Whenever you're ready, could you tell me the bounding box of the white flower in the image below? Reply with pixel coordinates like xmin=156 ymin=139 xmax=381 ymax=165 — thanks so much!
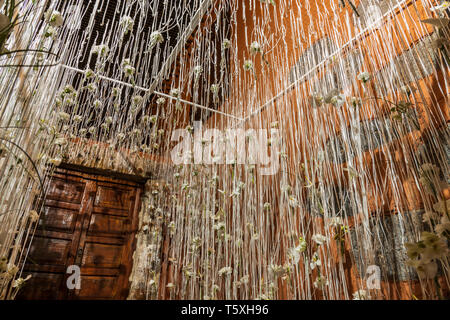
xmin=91 ymin=44 xmax=109 ymax=57
xmin=122 ymin=57 xmax=132 ymax=68
xmin=210 ymin=84 xmax=219 ymax=95
xmin=111 ymin=87 xmax=120 ymax=97
xmin=431 ymin=1 xmax=450 ymax=12
xmin=61 ymin=85 xmax=77 ymax=97
xmin=166 ymin=282 xmax=175 ymax=289
xmin=54 ymin=137 xmax=67 ymax=146
xmin=121 ymin=59 xmax=135 ymax=77
xmin=213 ymin=222 xmax=226 ymax=231
xmin=105 ymin=116 xmax=113 ymax=124
xmin=263 ymin=202 xmax=271 ymax=210
xmin=297 ymin=237 xmax=307 ymax=252
xmin=312 ymin=234 xmax=327 ymax=245
xmin=288 ymin=195 xmax=298 ymax=208
xmin=313 ymin=275 xmax=328 ymax=289
xmin=250 ymin=41 xmax=261 ymax=54
xmin=269 ymin=264 xmax=286 ymax=277
xmin=310 ymin=252 xmax=322 ymax=270
xmin=12 ymin=275 xmax=32 ymax=288
xmin=120 ymin=16 xmax=134 ymax=34
xmin=88 ymin=126 xmax=96 ymax=134
xmin=330 ymin=94 xmax=345 ymax=107
xmin=44 ymin=26 xmax=58 ymax=39
xmin=230 ymin=182 xmax=245 ymax=197
xmin=311 ymin=94 xmax=324 ymax=106
xmin=170 ymin=88 xmax=180 ymax=98
xmin=400 ymin=85 xmax=412 ymax=95
xmin=86 ymin=83 xmax=97 ymax=92
xmin=240 ymin=275 xmax=249 ymax=284
xmin=93 ymin=99 xmax=102 ymax=109
xmin=132 ymin=95 xmax=143 ymax=105
xmin=142 ymin=115 xmax=150 ymax=124
xmin=85 ymin=69 xmax=95 ymax=79
xmin=149 ymin=115 xmax=158 ymax=124
xmin=73 ymin=115 xmax=83 ymax=123
xmin=44 ymin=10 xmax=63 ymax=27
xmin=222 ymin=39 xmax=231 ymax=49
xmin=218 ymin=266 xmax=233 ymax=276
xmin=48 ymin=156 xmax=62 ymax=166
xmin=156 ymin=97 xmax=166 ymax=105
xmin=350 ymin=96 xmax=361 ymax=107
xmin=131 ymin=128 xmax=141 ymax=136
xmin=243 ymin=60 xmax=254 ymax=71
xmin=281 ymin=184 xmax=291 ymax=193
xmin=357 ymin=71 xmax=371 ymax=83
xmin=288 ymin=238 xmax=307 ymax=264
xmin=58 ymin=112 xmax=70 ymax=122
xmin=193 ymin=65 xmax=203 ymax=77
xmin=352 ymin=289 xmax=370 ymax=300
xmin=150 ymin=31 xmax=164 ymax=47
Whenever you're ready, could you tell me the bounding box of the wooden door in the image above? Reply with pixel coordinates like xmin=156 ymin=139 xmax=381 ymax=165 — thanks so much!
xmin=17 ymin=169 xmax=142 ymax=300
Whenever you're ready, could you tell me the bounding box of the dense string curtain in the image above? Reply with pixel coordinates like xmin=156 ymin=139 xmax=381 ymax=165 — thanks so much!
xmin=0 ymin=0 xmax=449 ymax=300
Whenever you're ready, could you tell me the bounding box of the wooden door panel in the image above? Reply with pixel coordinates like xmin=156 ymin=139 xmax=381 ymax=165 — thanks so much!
xmin=80 ymin=242 xmax=124 ymax=269
xmin=76 ymin=276 xmax=118 ymax=299
xmin=18 ymin=173 xmax=88 ymax=300
xmin=38 ymin=206 xmax=78 ymax=233
xmin=94 ymin=184 xmax=134 ymax=212
xmin=45 ymin=177 xmax=85 ymax=204
xmin=74 ymin=181 xmax=139 ymax=299
xmin=88 ymin=213 xmax=129 ymax=235
xmin=17 ymin=272 xmax=65 ymax=300
xmin=19 ymin=170 xmax=141 ymax=300
xmin=27 ymin=236 xmax=72 ymax=266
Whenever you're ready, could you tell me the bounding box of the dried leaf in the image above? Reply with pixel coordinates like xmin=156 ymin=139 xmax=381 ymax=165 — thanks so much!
xmin=431 ymin=37 xmax=450 ymax=49
xmin=420 ymin=18 xmax=450 ymax=28
xmin=0 ymin=13 xmax=10 ymax=32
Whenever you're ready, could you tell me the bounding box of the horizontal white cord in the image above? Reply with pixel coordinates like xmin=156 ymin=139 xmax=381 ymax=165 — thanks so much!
xmin=58 ymin=63 xmax=244 ymax=121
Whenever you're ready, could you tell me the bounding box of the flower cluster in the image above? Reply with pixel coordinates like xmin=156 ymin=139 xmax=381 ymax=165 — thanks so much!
xmin=122 ymin=58 xmax=135 ymax=77
xmin=406 ymin=232 xmax=447 ymax=279
xmin=120 ymin=15 xmax=134 ymax=35
xmin=150 ymin=31 xmax=164 ymax=47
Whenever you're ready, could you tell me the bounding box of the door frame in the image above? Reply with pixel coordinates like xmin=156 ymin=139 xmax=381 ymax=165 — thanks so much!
xmin=24 ymin=164 xmax=145 ymax=299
